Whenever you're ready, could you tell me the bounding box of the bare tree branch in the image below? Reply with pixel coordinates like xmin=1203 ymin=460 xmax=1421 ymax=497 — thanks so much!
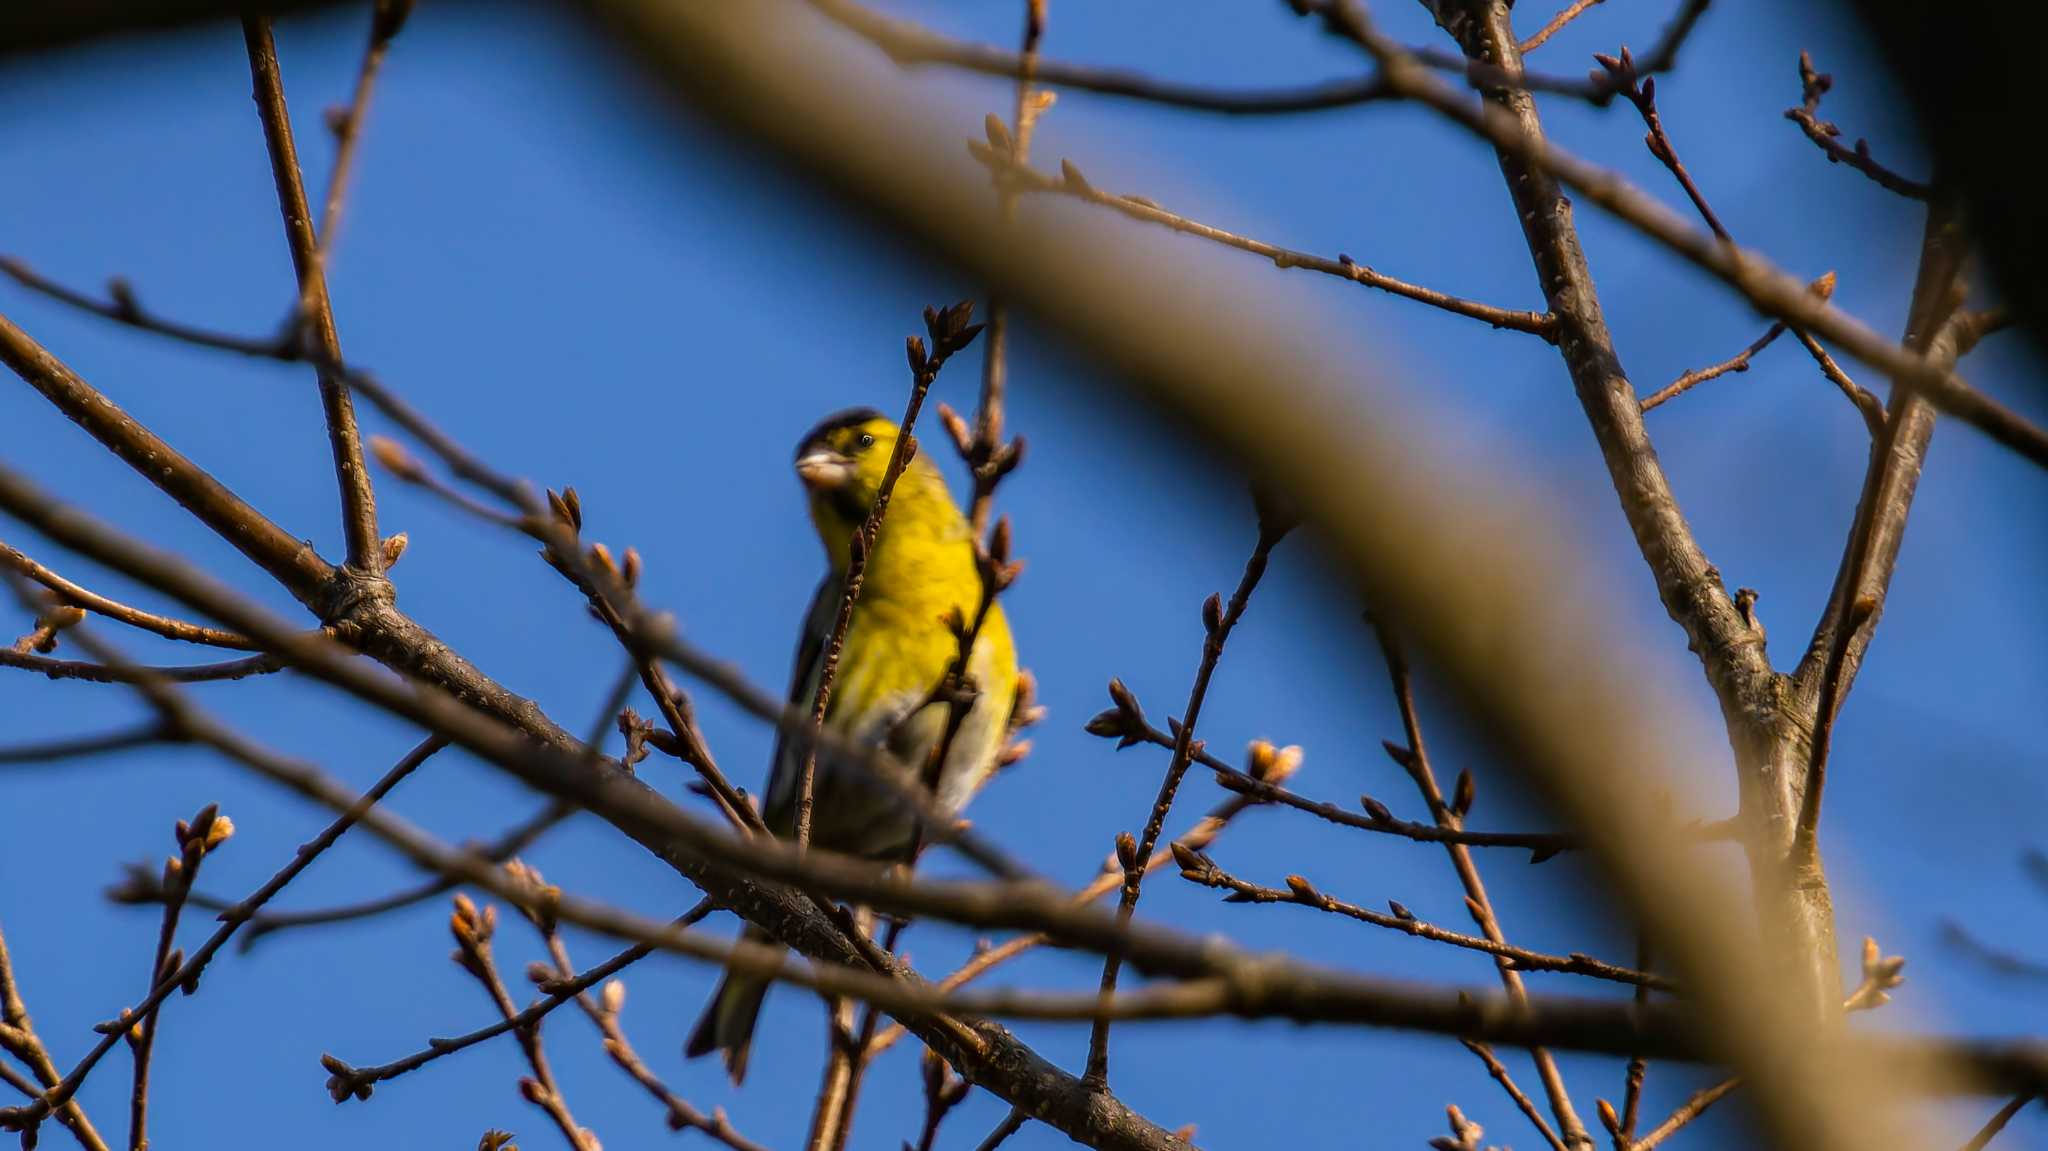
xmin=242 ymin=17 xmax=384 ymax=571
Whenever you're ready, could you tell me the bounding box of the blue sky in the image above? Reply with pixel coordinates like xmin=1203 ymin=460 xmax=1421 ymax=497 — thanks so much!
xmin=3 ymin=2 xmax=2045 ymax=1149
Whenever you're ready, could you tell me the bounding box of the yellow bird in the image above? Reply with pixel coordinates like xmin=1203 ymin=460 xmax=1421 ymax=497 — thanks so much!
xmin=685 ymin=407 xmax=1019 ymax=1082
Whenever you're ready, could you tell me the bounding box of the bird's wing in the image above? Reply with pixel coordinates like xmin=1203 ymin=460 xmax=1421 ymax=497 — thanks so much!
xmin=761 ymin=573 xmax=838 ymax=835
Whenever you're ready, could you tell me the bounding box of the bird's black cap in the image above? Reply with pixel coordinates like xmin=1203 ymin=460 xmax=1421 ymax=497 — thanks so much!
xmin=795 ymin=407 xmax=887 ymax=457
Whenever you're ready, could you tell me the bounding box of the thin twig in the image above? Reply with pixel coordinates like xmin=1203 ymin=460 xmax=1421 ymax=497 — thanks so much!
xmin=0 ymin=922 xmax=112 ymax=1151
xmin=1175 ymin=854 xmax=1672 ymax=990
xmin=1462 ymin=1040 xmax=1569 ymax=1151
xmin=0 ymin=258 xmax=296 ymax=359
xmin=1 ymin=542 xmax=258 ymax=649
xmin=1086 ymin=513 xmax=1284 ymax=1085
xmin=241 ymin=17 xmax=383 ymax=571
xmin=118 ymin=802 xmax=576 ymax=951
xmin=127 ymin=804 xmax=234 ymax=1151
xmin=865 ymin=782 xmax=1273 ymax=1058
xmin=1601 ymin=47 xmax=1727 ymax=241
xmin=1789 ymin=328 xmax=1888 ymax=434
xmin=0 ymin=668 xmax=447 ymax=1138
xmin=814 ymin=0 xmax=1668 ymax=110
xmin=1618 ymin=937 xmax=1651 ymax=1145
xmin=315 ymin=0 xmax=411 ymax=254
xmin=0 ymin=647 xmax=283 ymax=684
xmin=1299 ymin=2 xmax=2048 ymax=470
xmin=1601 ymin=52 xmax=1884 ymax=432
xmin=793 ymin=302 xmax=983 ymax=849
xmin=1518 ymin=0 xmax=1606 ymax=53
xmin=963 ymin=0 xmax=1045 ymax=539
xmin=971 ymin=1109 xmax=1029 ymax=1151
xmin=1378 ymin=621 xmax=1592 ymax=1150
xmin=1785 ymin=50 xmax=1933 ymax=201
xmin=0 ymin=722 xmax=169 ymax=766
xmin=970 ymin=144 xmax=1557 ymax=339
xmin=1095 ymin=704 xmax=1594 ymax=857
xmin=446 ymin=896 xmax=595 ymax=1151
xmin=1639 ymin=322 xmax=1787 ymax=412
xmin=1629 ymin=1076 xmax=1739 ymax=1150
xmin=323 ymin=916 xmax=694 ymax=1100
xmin=546 ymin=922 xmax=766 ymax=1150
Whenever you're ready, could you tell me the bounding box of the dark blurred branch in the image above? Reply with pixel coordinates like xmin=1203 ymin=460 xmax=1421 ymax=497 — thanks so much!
xmin=0 ymin=722 xmax=168 ymax=766
xmin=316 ymin=0 xmax=412 ymax=253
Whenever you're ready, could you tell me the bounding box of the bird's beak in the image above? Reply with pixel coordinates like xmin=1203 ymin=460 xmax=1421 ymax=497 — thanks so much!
xmin=794 ymin=449 xmax=854 ymax=492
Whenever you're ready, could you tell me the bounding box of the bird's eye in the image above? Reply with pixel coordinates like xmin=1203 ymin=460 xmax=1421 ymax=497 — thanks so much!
xmin=857 ymin=433 xmax=875 ymax=449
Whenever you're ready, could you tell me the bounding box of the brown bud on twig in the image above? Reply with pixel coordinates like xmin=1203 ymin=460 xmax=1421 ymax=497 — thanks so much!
xmin=1114 ymin=831 xmax=1139 ymax=874
xmin=518 ymin=1077 xmax=550 ymax=1106
xmin=1360 ymin=795 xmax=1393 ymax=824
xmin=1450 ymin=770 xmax=1475 ymax=819
xmin=1597 ymin=1098 xmax=1621 ymax=1136
xmin=1201 ymin=592 xmax=1224 ymax=637
xmin=1388 ymin=900 xmax=1414 ymax=921
xmin=983 ymin=112 xmax=1013 ymax=154
xmin=1009 ymin=669 xmax=1044 ymax=731
xmin=369 ymin=435 xmax=427 ymax=483
xmin=545 ymin=488 xmax=577 ymax=533
xmin=1380 ymin=739 xmax=1416 ymax=771
xmin=937 ymin=402 xmax=974 ymax=457
xmin=1085 ymin=678 xmax=1147 ymax=748
xmin=1060 ymin=158 xmax=1094 ymax=197
xmin=621 ymin=546 xmax=642 ymax=589
xmin=988 ymin=516 xmax=1013 ymax=568
xmin=379 ymin=532 xmax=409 ymax=569
xmin=35 ymin=603 xmax=86 ymax=636
xmin=1284 ymin=875 xmax=1320 ymax=903
xmin=994 ymin=435 xmax=1027 ymax=478
xmin=322 ymin=1053 xmax=373 ymax=1103
xmin=602 ymin=978 xmax=627 ymax=1016
xmin=589 ymin=542 xmax=616 ymax=580
xmin=907 ymin=334 xmax=930 ymax=377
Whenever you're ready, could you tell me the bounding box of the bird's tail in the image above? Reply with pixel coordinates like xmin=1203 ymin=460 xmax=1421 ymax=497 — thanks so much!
xmin=684 ymin=923 xmax=777 ymax=1084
